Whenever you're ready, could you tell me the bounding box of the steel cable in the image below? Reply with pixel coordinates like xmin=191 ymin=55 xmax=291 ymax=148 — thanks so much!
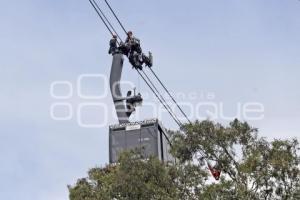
xmin=141 ymin=69 xmax=184 ymax=127
xmin=136 ymin=69 xmax=183 ymax=128
xmin=92 ymin=0 xmax=123 ymax=42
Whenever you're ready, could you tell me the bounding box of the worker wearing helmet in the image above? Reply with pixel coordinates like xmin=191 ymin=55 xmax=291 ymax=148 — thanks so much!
xmin=124 ymin=31 xmax=153 ymax=69
xmin=125 ymin=32 xmax=140 ymax=50
xmin=125 ymin=90 xmax=135 ymax=118
xmin=108 ymin=34 xmax=118 ymax=55
xmin=125 ymin=31 xmax=142 ymax=54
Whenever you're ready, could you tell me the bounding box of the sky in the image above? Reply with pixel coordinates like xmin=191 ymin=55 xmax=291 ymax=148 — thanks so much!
xmin=1 ymin=0 xmax=300 ymax=199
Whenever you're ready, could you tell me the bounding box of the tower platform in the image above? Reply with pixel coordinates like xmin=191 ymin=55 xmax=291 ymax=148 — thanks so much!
xmin=109 ymin=119 xmax=174 ymax=163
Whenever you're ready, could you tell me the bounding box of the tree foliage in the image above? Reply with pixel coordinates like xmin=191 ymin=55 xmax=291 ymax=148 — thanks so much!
xmin=69 ymin=119 xmax=300 ymax=200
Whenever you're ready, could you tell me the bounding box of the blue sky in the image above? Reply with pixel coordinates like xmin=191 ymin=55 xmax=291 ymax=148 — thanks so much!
xmin=1 ymin=0 xmax=300 ymax=199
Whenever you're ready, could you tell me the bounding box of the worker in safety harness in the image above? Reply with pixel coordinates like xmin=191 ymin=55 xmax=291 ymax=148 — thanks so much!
xmin=124 ymin=31 xmax=153 ymax=70
xmin=125 ymin=90 xmax=143 ymax=118
xmin=108 ymin=35 xmax=119 ymax=55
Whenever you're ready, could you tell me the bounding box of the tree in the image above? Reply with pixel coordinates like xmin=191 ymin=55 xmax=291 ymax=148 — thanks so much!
xmin=69 ymin=151 xmax=184 ymax=200
xmin=69 ymin=119 xmax=300 ymax=200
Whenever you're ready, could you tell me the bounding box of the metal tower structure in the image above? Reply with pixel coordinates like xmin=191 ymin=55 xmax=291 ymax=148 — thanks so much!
xmin=109 ymin=53 xmax=173 ymax=163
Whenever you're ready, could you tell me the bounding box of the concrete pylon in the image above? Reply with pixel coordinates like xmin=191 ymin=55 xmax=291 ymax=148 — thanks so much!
xmin=109 ymin=53 xmax=130 ymax=124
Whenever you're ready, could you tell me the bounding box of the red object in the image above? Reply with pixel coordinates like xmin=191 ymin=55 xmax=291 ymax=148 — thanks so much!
xmin=208 ymin=164 xmax=221 ymax=180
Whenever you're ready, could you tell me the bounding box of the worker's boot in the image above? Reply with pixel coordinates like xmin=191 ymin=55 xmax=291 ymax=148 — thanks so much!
xmin=131 ymin=54 xmax=143 ymax=70
xmin=143 ymin=52 xmax=153 ymax=67
xmin=136 ymin=55 xmax=143 ymax=70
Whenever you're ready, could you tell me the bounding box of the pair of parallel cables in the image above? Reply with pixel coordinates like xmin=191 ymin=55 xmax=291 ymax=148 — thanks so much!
xmin=88 ymin=0 xmax=192 ymax=128
xmin=88 ymin=0 xmax=227 ymax=180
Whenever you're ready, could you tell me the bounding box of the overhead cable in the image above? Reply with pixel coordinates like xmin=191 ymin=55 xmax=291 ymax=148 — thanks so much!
xmin=136 ymin=69 xmax=183 ymax=128
xmin=92 ymin=0 xmax=123 ymax=42
xmin=141 ymin=69 xmax=184 ymax=127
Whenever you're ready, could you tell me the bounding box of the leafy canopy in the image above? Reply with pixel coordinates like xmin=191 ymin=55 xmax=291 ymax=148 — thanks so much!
xmin=69 ymin=119 xmax=300 ymax=200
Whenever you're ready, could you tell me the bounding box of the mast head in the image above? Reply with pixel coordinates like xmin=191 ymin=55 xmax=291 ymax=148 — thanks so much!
xmin=127 ymin=31 xmax=133 ymax=37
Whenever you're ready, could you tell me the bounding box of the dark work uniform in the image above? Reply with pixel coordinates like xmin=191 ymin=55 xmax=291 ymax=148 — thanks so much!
xmin=108 ymin=38 xmax=118 ymax=55
xmin=108 ymin=35 xmax=153 ymax=69
xmin=125 ymin=36 xmax=144 ymax=69
xmin=125 ymin=91 xmax=135 ymax=117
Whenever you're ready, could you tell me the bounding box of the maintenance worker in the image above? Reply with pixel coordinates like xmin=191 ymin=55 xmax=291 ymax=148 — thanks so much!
xmin=125 ymin=31 xmax=153 ymax=69
xmin=108 ymin=35 xmax=118 ymax=55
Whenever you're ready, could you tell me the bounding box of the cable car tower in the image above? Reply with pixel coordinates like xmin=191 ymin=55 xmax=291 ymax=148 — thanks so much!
xmin=87 ymin=0 xmax=193 ymax=163
xmin=88 ymin=0 xmax=223 ymax=180
xmin=108 ymin=52 xmax=174 ymax=163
